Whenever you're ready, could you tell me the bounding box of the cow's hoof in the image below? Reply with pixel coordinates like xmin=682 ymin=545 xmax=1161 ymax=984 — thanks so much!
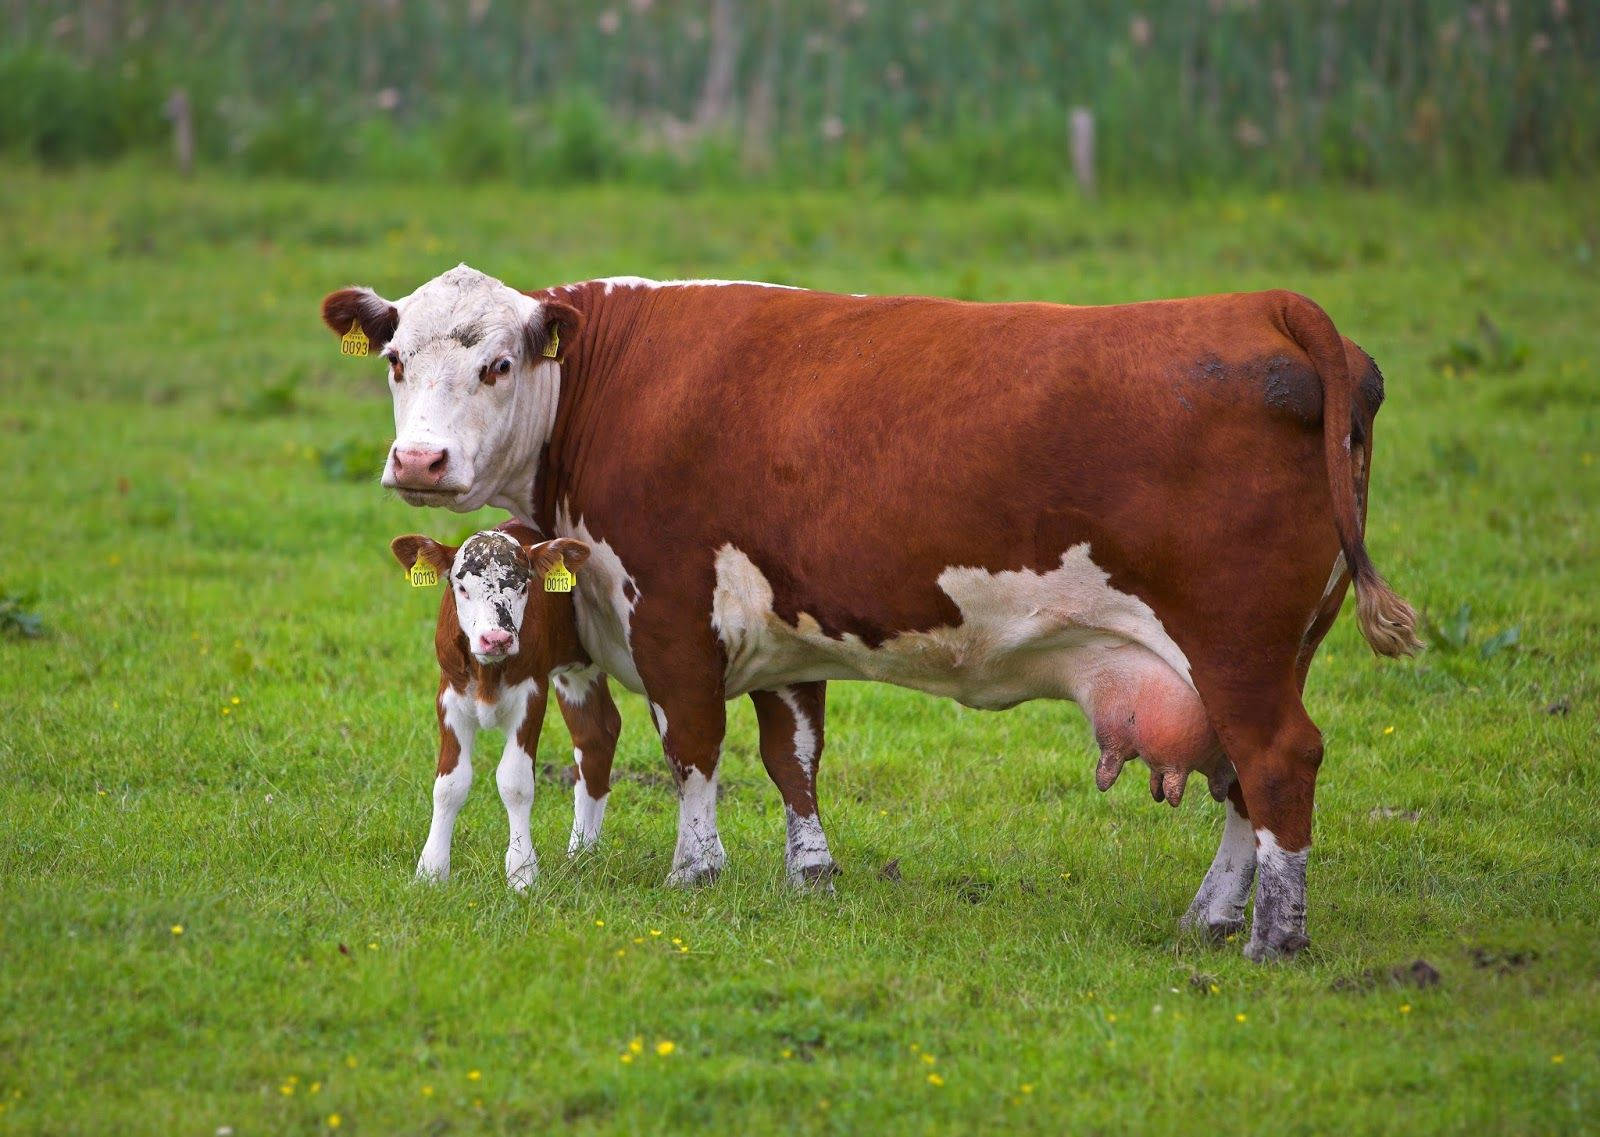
xmin=1179 ymin=911 xmax=1244 ymax=944
xmin=507 ymin=866 xmax=537 ymax=893
xmin=788 ymin=860 xmax=841 ymax=892
xmin=415 ymin=861 xmax=449 ymax=885
xmin=665 ymin=860 xmax=724 ymax=888
xmin=1242 ymin=929 xmax=1310 ymax=962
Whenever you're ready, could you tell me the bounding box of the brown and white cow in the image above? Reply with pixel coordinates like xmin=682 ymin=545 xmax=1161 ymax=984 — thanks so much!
xmin=391 ymin=522 xmax=619 ymax=889
xmin=327 ymin=266 xmax=1421 ymax=959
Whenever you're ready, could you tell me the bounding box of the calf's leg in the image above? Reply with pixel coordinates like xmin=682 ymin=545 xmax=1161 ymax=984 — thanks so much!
xmin=497 ymin=685 xmax=545 ymax=891
xmin=553 ymin=666 xmax=621 ymax=856
xmin=751 ymin=682 xmax=839 ymax=889
xmin=418 ymin=687 xmax=476 ymax=883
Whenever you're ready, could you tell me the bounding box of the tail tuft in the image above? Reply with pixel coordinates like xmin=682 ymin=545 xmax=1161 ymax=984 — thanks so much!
xmin=1355 ymin=571 xmax=1424 ymax=657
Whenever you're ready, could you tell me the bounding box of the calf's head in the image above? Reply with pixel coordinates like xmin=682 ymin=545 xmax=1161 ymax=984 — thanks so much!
xmin=323 ymin=265 xmax=580 ymax=512
xmin=391 ymin=530 xmax=591 ymax=665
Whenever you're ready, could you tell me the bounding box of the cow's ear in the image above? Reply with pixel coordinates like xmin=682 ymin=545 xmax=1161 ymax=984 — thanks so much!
xmin=528 ymin=538 xmax=590 ymax=577
xmin=526 ymin=300 xmax=581 ymax=363
xmin=323 ymin=287 xmax=399 ymax=350
xmin=390 ymin=535 xmax=456 ymax=574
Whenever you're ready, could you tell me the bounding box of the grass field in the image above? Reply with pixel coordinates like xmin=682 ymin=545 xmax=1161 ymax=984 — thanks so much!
xmin=1 ymin=164 xmax=1597 ymax=1135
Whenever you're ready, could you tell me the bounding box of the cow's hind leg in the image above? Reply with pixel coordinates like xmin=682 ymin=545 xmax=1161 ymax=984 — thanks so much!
xmin=1180 ymin=781 xmax=1255 ymax=941
xmin=1203 ymin=681 xmax=1324 ymax=961
xmin=751 ymin=683 xmax=839 ymax=890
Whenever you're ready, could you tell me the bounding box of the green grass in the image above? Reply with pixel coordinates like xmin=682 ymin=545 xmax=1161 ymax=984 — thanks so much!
xmin=1 ymin=164 xmax=1597 ymax=1135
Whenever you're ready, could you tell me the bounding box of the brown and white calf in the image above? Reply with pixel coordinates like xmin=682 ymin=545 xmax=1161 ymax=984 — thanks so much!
xmin=330 ymin=267 xmax=1422 ymax=959
xmin=390 ymin=523 xmax=619 ymax=889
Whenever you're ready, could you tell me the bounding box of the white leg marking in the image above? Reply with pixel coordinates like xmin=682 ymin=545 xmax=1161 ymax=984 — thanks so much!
xmin=417 ymin=693 xmax=476 ymax=883
xmin=650 ymin=702 xmax=670 ymax=738
xmin=783 ymin=806 xmax=836 ymax=889
xmin=496 ymin=735 xmax=538 ymax=892
xmin=568 ymin=746 xmax=609 ymax=856
xmin=1181 ymin=800 xmax=1256 ymax=937
xmin=774 ymin=688 xmax=836 ymax=886
xmin=666 ymin=767 xmax=726 ymax=887
xmin=1244 ymin=828 xmax=1311 ymax=961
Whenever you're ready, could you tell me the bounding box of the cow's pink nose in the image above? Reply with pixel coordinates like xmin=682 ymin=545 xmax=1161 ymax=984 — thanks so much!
xmin=390 ymin=447 xmax=449 ymax=488
xmin=478 ymin=629 xmax=513 ymax=654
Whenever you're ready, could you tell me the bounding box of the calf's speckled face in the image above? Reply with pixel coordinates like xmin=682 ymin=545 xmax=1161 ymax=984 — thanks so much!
xmin=448 ymin=532 xmax=534 ymax=663
xmin=390 ymin=531 xmax=591 ymax=665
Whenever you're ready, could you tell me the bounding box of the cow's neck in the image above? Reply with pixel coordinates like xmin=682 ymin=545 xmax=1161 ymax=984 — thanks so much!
xmin=526 ymin=281 xmax=655 ymax=532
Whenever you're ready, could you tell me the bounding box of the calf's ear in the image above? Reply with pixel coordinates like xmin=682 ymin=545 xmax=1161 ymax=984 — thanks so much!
xmin=526 ymin=299 xmax=581 ymax=363
xmin=528 ymin=538 xmax=591 ymax=578
xmin=390 ymin=535 xmax=456 ymax=574
xmin=323 ymin=287 xmax=399 ymax=350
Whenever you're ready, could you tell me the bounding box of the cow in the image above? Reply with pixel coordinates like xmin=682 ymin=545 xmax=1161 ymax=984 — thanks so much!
xmin=390 ymin=522 xmax=619 ymax=890
xmin=325 ymin=265 xmax=1421 ymax=960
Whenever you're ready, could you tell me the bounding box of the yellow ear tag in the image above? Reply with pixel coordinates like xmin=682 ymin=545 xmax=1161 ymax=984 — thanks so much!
xmin=543 ymin=556 xmax=575 ymax=593
xmin=542 ymin=326 xmax=560 ymax=359
xmin=408 ymin=554 xmax=439 ymax=588
xmin=341 ymin=322 xmax=369 ymax=357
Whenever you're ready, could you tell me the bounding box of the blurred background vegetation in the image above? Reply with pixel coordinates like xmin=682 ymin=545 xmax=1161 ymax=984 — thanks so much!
xmin=1 ymin=0 xmax=1595 ymax=194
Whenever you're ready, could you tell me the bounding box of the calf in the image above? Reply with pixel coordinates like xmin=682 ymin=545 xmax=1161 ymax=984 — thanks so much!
xmin=391 ymin=523 xmax=619 ymax=890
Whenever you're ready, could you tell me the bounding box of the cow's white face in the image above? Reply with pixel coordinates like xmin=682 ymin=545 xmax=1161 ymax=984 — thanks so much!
xmin=324 ymin=264 xmax=573 ymax=514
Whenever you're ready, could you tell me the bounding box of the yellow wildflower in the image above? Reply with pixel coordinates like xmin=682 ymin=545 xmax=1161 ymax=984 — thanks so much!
xmin=1235 ymin=1013 xmax=1247 ymax=1023
xmin=656 ymin=1040 xmax=676 ymax=1057
xmin=927 ymin=1073 xmax=945 ymax=1087
xmin=171 ymin=924 xmax=184 ymax=936
xmin=326 ymin=1114 xmax=341 ymax=1129
xmin=468 ymin=1070 xmax=481 ymax=1082
xmin=628 ymin=1037 xmax=644 ymax=1055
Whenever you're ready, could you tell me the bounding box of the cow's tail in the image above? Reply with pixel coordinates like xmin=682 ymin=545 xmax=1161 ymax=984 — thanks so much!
xmin=1280 ymin=292 xmax=1423 ymax=657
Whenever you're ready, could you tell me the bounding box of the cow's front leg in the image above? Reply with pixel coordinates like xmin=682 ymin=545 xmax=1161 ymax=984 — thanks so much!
xmin=418 ymin=686 xmax=476 ymax=883
xmin=552 ymin=665 xmax=621 ymax=856
xmin=1180 ymin=782 xmax=1256 ymax=941
xmin=751 ymin=683 xmax=839 ymax=889
xmin=497 ymin=680 xmax=545 ymax=891
xmin=634 ymin=606 xmax=729 ymax=886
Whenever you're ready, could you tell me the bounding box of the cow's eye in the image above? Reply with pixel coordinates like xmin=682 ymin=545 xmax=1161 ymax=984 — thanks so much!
xmin=493 ymin=357 xmax=513 ymax=376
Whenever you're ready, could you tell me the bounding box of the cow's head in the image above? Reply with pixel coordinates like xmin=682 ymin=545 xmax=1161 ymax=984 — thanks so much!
xmin=391 ymin=530 xmax=591 ymax=664
xmin=324 ymin=265 xmax=581 ymax=513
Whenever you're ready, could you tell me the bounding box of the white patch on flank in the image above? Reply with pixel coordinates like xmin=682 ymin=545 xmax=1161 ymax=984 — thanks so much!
xmin=1320 ymin=551 xmax=1348 ymax=605
xmin=555 ymin=503 xmax=644 ymax=693
xmin=590 ymin=275 xmax=804 ymax=294
xmin=666 ymin=767 xmax=726 ymax=886
xmin=568 ymin=746 xmax=609 ymax=856
xmin=709 ymin=542 xmax=1194 ymax=708
xmin=550 ymin=661 xmax=602 ymax=707
xmin=1181 ymin=799 xmax=1256 ymax=935
xmin=378 ymin=264 xmax=564 ymax=514
xmin=650 ymin=702 xmax=670 ymax=739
